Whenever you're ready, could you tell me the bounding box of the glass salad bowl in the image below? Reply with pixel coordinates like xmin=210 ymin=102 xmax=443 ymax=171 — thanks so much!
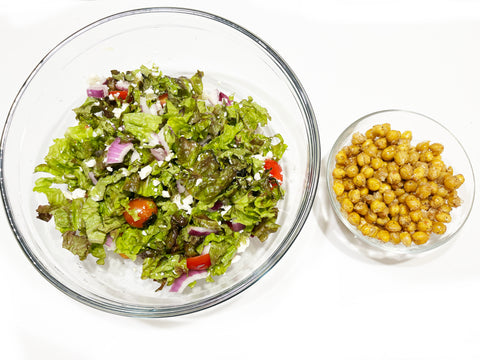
xmin=326 ymin=110 xmax=474 ymax=255
xmin=0 ymin=8 xmax=320 ymax=317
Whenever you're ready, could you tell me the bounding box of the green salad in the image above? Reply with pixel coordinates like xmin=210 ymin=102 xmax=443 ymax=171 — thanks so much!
xmin=34 ymin=65 xmax=287 ymax=291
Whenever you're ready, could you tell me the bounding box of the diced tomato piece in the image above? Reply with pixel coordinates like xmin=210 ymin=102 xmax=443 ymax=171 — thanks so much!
xmin=123 ymin=198 xmax=158 ymax=228
xmin=264 ymin=159 xmax=283 ymax=182
xmin=186 ymin=253 xmax=211 ymax=271
xmin=109 ymin=90 xmax=128 ymax=100
xmin=119 ymin=253 xmax=130 ymax=259
xmin=159 ymin=93 xmax=168 ymax=106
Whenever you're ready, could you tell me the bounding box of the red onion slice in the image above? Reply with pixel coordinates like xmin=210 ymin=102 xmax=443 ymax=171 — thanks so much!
xmin=87 ymin=84 xmax=108 ymax=98
xmin=150 ymin=147 xmax=167 ymax=161
xmin=88 ymin=171 xmax=98 ymax=185
xmin=218 ymin=91 xmax=232 ymax=105
xmin=188 ymin=226 xmax=218 ymax=237
xmin=105 ymin=235 xmax=113 ymax=247
xmin=227 ymin=221 xmax=246 ymax=232
xmin=170 ymin=270 xmax=206 ymax=292
xmin=106 ymin=137 xmax=133 ymax=164
xmin=210 ymin=200 xmax=223 ymax=211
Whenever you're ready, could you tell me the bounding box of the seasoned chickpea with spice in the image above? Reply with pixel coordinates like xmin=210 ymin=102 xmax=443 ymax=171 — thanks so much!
xmin=332 ymin=122 xmax=464 ymax=247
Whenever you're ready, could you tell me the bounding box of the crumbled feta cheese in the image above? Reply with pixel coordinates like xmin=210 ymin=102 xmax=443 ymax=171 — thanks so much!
xmin=172 ymin=194 xmax=193 ymax=214
xmin=120 ymin=168 xmax=129 ymax=176
xmin=142 ymin=230 xmax=147 ymax=236
xmin=165 ymin=152 xmax=174 ymax=162
xmin=130 ymin=149 xmax=140 ymax=163
xmin=195 ymin=178 xmax=203 ymax=186
xmin=108 ymin=94 xmax=115 ymax=101
xmin=71 ymin=188 xmax=86 ymax=199
xmin=221 ymin=205 xmax=232 ymax=216
xmin=252 ymin=154 xmax=267 ymax=161
xmin=62 ymin=188 xmax=86 ymax=200
xmin=112 ymin=103 xmax=129 ymax=119
xmin=246 ymin=176 xmax=253 ymax=182
xmin=254 ymin=173 xmax=261 ymax=181
xmin=135 ymin=71 xmax=143 ymax=81
xmin=144 ymin=88 xmax=154 ymax=94
xmin=162 ymin=190 xmax=170 ymax=198
xmin=271 ymin=136 xmax=281 ymax=146
xmin=139 ymin=165 xmax=152 ymax=180
xmin=85 ymin=158 xmax=96 ymax=167
xmin=152 ymin=179 xmax=160 ymax=186
xmin=157 ymin=160 xmax=164 ymax=167
xmin=106 ymin=166 xmax=113 ymax=172
xmin=265 ymin=151 xmax=273 ymax=159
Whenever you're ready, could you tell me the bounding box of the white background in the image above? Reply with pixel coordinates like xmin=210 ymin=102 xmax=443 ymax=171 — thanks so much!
xmin=1 ymin=1 xmax=480 ymax=359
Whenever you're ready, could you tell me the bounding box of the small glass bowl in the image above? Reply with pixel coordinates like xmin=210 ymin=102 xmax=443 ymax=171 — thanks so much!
xmin=0 ymin=8 xmax=320 ymax=317
xmin=327 ymin=109 xmax=475 ymax=255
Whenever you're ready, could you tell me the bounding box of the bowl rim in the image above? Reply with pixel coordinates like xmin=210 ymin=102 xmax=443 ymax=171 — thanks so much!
xmin=326 ymin=108 xmax=475 ymax=255
xmin=0 ymin=7 xmax=321 ymax=317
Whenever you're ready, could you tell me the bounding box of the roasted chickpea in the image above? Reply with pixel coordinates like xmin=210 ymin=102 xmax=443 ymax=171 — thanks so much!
xmin=385 ymin=220 xmax=402 ymax=232
xmin=400 ymin=232 xmax=412 ymax=246
xmin=405 ymin=195 xmax=421 ymax=211
xmin=367 ymin=177 xmax=381 ymax=191
xmin=370 ymin=157 xmax=384 ymax=170
xmin=353 ymin=173 xmax=366 ymax=188
xmin=356 ymin=152 xmax=371 ymax=167
xmin=354 ymin=202 xmax=369 ymax=216
xmin=332 ymin=167 xmax=346 ymax=179
xmin=435 ymin=212 xmax=452 ymax=223
xmin=348 ymin=212 xmax=361 ymax=226
xmin=429 ymin=143 xmax=444 ymax=155
xmin=352 ymin=132 xmax=367 ymax=145
xmin=348 ymin=189 xmax=361 ymax=204
xmin=404 ymin=179 xmax=417 ymax=193
xmin=377 ymin=230 xmax=390 ymax=243
xmin=386 ymin=129 xmax=401 ymax=144
xmin=381 ymin=146 xmax=396 ymax=161
xmin=383 ymin=189 xmax=396 ymax=205
xmin=432 ymin=221 xmax=447 ymax=234
xmin=345 ymin=164 xmax=359 ymax=178
xmin=333 ymin=181 xmax=345 ymax=196
xmin=400 ymin=164 xmax=414 ymax=180
xmin=412 ymin=231 xmax=429 ymax=245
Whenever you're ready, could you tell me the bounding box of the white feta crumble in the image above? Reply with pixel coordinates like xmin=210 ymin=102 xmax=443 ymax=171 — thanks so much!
xmin=71 ymin=188 xmax=86 ymax=199
xmin=254 ymin=173 xmax=261 ymax=181
xmin=221 ymin=205 xmax=231 ymax=216
xmin=252 ymin=153 xmax=267 ymax=161
xmin=164 ymin=152 xmax=174 ymax=162
xmin=142 ymin=230 xmax=147 ymax=236
xmin=62 ymin=188 xmax=86 ymax=200
xmin=271 ymin=136 xmax=281 ymax=146
xmin=144 ymin=87 xmax=154 ymax=95
xmin=106 ymin=166 xmax=113 ymax=172
xmin=108 ymin=94 xmax=115 ymax=101
xmin=152 ymin=179 xmax=160 ymax=186
xmin=157 ymin=160 xmax=164 ymax=167
xmin=265 ymin=151 xmax=273 ymax=159
xmin=139 ymin=165 xmax=152 ymax=180
xmin=130 ymin=149 xmax=141 ymax=163
xmin=162 ymin=190 xmax=170 ymax=198
xmin=172 ymin=194 xmax=194 ymax=214
xmin=120 ymin=168 xmax=129 ymax=176
xmin=85 ymin=158 xmax=96 ymax=167
xmin=112 ymin=103 xmax=129 ymax=119
xmin=135 ymin=71 xmax=143 ymax=81
xmin=195 ymin=178 xmax=203 ymax=186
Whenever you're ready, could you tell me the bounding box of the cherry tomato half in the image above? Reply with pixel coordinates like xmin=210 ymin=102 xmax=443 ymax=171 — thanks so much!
xmin=186 ymin=253 xmax=211 ymax=271
xmin=123 ymin=198 xmax=158 ymax=228
xmin=109 ymin=90 xmax=128 ymax=100
xmin=264 ymin=159 xmax=283 ymax=182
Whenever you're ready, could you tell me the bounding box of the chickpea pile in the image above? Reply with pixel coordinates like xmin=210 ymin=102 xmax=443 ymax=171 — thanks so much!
xmin=332 ymin=123 xmax=464 ymax=246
